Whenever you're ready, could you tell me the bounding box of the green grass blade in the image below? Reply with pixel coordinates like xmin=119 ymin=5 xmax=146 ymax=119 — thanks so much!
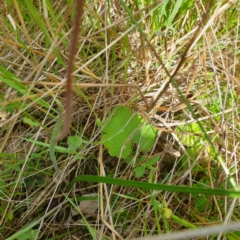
xmin=49 ymin=99 xmax=64 ymax=177
xmin=23 ymin=0 xmax=51 ymax=45
xmin=171 ymin=214 xmax=196 ymax=229
xmin=68 ymin=175 xmax=240 ymax=198
xmin=0 ymin=67 xmax=28 ymax=94
xmin=22 ymin=0 xmax=64 ymax=65
xmin=167 ymin=0 xmax=184 ymax=26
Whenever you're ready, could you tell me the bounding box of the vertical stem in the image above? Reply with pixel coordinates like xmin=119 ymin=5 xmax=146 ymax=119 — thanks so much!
xmin=55 ymin=0 xmax=84 ymax=142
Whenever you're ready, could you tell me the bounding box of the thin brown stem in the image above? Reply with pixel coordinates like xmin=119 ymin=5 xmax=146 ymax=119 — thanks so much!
xmin=55 ymin=0 xmax=84 ymax=142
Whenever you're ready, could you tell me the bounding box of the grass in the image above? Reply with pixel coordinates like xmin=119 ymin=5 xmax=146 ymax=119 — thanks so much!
xmin=0 ymin=0 xmax=240 ymax=239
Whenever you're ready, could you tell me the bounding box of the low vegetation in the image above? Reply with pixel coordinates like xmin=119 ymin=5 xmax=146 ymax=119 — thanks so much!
xmin=0 ymin=0 xmax=240 ymax=239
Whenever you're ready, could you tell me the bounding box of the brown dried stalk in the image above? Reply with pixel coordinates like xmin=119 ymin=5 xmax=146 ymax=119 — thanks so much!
xmin=55 ymin=0 xmax=84 ymax=142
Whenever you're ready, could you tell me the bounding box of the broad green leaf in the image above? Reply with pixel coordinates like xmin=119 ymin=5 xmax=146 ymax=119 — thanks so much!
xmin=101 ymin=106 xmax=141 ymax=159
xmin=100 ymin=106 xmax=157 ymax=159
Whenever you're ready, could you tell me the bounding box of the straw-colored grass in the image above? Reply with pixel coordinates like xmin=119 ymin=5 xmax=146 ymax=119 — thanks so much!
xmin=0 ymin=1 xmax=239 ymax=239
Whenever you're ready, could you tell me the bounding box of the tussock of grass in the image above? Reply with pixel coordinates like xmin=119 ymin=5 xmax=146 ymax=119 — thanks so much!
xmin=0 ymin=1 xmax=240 ymax=239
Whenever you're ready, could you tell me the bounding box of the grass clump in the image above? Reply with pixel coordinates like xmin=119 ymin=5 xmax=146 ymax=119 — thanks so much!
xmin=0 ymin=0 xmax=240 ymax=239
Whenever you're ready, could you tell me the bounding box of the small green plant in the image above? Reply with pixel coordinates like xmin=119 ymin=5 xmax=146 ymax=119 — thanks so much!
xmin=97 ymin=106 xmax=157 ymax=159
xmin=133 ymin=155 xmax=160 ymax=178
xmin=96 ymin=106 xmax=158 ymax=177
xmin=1 ymin=0 xmax=239 ymax=239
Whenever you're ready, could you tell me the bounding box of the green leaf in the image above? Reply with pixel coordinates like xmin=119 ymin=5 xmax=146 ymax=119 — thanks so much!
xmin=68 ymin=136 xmax=82 ymax=152
xmin=132 ymin=121 xmax=157 ymax=152
xmin=134 ymin=165 xmax=146 ymax=178
xmin=101 ymin=106 xmax=141 ymax=158
xmin=147 ymin=155 xmax=160 ymax=166
xmin=99 ymin=106 xmax=157 ymax=159
xmin=177 ymin=122 xmax=202 ymax=146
